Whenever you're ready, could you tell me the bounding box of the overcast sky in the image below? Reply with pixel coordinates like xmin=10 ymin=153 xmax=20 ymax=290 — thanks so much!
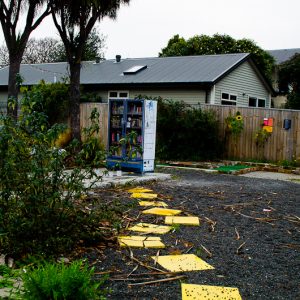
xmin=3 ymin=0 xmax=300 ymax=59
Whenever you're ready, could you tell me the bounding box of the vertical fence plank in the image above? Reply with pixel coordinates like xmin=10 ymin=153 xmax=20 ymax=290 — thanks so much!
xmin=80 ymin=103 xmax=108 ymax=149
xmin=202 ymin=104 xmax=300 ymax=162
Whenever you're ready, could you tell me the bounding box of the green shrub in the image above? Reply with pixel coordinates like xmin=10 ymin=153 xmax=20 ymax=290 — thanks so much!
xmin=156 ymin=99 xmax=222 ymax=160
xmin=79 ymin=108 xmax=106 ymax=167
xmin=0 ymin=92 xmax=106 ymax=258
xmin=21 ymin=81 xmax=70 ymax=125
xmin=22 ymin=260 xmax=107 ymax=300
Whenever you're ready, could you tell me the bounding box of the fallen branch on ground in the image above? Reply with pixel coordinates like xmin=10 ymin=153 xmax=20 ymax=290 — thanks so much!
xmin=236 ymin=212 xmax=278 ymax=223
xmin=128 ymin=275 xmax=186 ymax=287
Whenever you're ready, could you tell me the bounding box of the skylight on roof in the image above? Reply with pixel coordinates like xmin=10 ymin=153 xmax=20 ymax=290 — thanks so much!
xmin=123 ymin=65 xmax=147 ymax=75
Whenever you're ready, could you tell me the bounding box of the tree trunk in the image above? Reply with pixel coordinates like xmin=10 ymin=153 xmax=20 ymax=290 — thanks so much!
xmin=7 ymin=56 xmax=22 ymax=117
xmin=69 ymin=62 xmax=81 ymax=141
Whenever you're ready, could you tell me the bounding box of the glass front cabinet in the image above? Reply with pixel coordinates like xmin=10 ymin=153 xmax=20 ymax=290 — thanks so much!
xmin=107 ymin=99 xmax=157 ymax=173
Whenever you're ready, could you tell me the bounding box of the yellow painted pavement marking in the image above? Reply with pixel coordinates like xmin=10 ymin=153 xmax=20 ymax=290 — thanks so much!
xmin=118 ymin=235 xmax=165 ymax=248
xmin=127 ymin=187 xmax=153 ymax=193
xmin=151 ymin=254 xmax=214 ymax=272
xmin=128 ymin=223 xmax=172 ymax=234
xmin=131 ymin=193 xmax=158 ymax=199
xmin=121 ymin=189 xmax=241 ymax=300
xmin=142 ymin=207 xmax=182 ymax=216
xmin=181 ymin=283 xmax=242 ymax=300
xmin=139 ymin=200 xmax=168 ymax=207
xmin=165 ymin=216 xmax=200 ymax=226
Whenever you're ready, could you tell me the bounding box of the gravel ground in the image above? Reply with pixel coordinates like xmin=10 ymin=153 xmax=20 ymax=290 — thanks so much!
xmin=87 ymin=168 xmax=300 ymax=300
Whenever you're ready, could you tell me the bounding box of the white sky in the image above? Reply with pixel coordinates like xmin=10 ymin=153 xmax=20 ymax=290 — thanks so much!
xmin=2 ymin=0 xmax=300 ymax=59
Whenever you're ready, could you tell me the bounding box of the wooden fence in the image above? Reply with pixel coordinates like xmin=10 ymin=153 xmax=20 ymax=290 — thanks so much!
xmin=80 ymin=103 xmax=108 ymax=148
xmin=80 ymin=102 xmax=300 ymax=162
xmin=201 ymin=104 xmax=300 ymax=162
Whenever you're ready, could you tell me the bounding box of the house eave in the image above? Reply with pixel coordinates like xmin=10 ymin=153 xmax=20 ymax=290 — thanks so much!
xmin=82 ymin=81 xmax=213 ymax=90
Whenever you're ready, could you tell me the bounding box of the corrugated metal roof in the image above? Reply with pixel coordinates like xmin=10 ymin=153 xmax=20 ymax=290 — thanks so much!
xmin=0 ymin=53 xmax=250 ymax=86
xmin=268 ymin=48 xmax=300 ymax=64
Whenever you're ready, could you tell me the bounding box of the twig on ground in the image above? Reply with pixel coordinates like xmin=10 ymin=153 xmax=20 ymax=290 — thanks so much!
xmin=200 ymin=244 xmax=212 ymax=258
xmin=284 ymin=215 xmax=300 ymax=225
xmin=94 ymin=271 xmax=113 ymax=275
xmin=128 ymin=275 xmax=186 ymax=287
xmin=124 ymin=216 xmax=137 ymax=222
xmin=280 ymin=243 xmax=300 ymax=250
xmin=113 ymin=271 xmax=183 ymax=277
xmin=125 ymin=253 xmax=167 ymax=273
xmin=204 ymin=217 xmax=216 ymax=232
xmin=236 ymin=212 xmax=278 ymax=223
xmin=222 ymin=202 xmax=255 ymax=208
xmin=153 ymin=250 xmax=160 ymax=266
xmin=235 ymin=227 xmax=240 ymax=240
xmin=185 ymin=246 xmax=193 ymax=254
xmin=236 ymin=241 xmax=246 ymax=254
xmin=110 ymin=277 xmax=156 ymax=281
xmin=127 ymin=265 xmax=139 ymax=277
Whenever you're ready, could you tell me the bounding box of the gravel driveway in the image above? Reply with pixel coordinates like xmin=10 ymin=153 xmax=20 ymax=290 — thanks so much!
xmin=90 ymin=168 xmax=300 ymax=300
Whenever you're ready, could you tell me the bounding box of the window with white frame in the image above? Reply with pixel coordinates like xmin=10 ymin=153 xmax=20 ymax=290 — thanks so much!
xmin=221 ymin=92 xmax=237 ymax=106
xmin=248 ymin=96 xmax=266 ymax=108
xmin=108 ymin=91 xmax=129 ymax=99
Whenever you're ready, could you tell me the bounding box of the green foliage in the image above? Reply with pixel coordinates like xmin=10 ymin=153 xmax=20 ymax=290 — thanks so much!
xmin=0 ymin=92 xmax=107 ymax=258
xmin=80 ymin=91 xmax=102 ymax=103
xmin=155 ymin=98 xmax=221 ymax=160
xmin=79 ymin=108 xmax=106 ymax=167
xmin=278 ymin=159 xmax=300 ymax=168
xmin=159 ymin=33 xmax=275 ymax=79
xmin=225 ymin=111 xmax=244 ymax=138
xmin=254 ymin=128 xmax=271 ymax=147
xmin=0 ymin=265 xmax=16 ymax=289
xmin=279 ymin=53 xmax=300 ymax=110
xmin=285 ymin=92 xmax=300 ymax=110
xmin=22 ymin=260 xmax=107 ymax=300
xmin=21 ymin=81 xmax=69 ymax=125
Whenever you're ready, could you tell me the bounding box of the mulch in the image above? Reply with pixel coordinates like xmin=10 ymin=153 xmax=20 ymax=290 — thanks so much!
xmin=81 ymin=168 xmax=300 ymax=300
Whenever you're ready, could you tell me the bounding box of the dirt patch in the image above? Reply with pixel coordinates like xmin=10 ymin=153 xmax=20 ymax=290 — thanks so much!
xmin=83 ymin=168 xmax=300 ymax=300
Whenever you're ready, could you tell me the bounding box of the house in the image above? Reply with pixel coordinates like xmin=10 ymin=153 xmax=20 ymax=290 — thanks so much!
xmin=268 ymin=48 xmax=300 ymax=108
xmin=0 ymin=53 xmax=274 ymax=112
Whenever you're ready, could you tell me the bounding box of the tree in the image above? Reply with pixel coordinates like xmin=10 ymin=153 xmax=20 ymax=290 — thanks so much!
xmin=278 ymin=53 xmax=300 ymax=110
xmin=159 ymin=34 xmax=275 ymax=80
xmin=0 ymin=0 xmax=50 ymax=116
xmin=53 ymin=28 xmax=106 ymax=62
xmin=22 ymin=37 xmax=60 ymax=64
xmin=50 ymin=0 xmax=129 ymax=141
xmin=0 ymin=29 xmax=106 ymax=65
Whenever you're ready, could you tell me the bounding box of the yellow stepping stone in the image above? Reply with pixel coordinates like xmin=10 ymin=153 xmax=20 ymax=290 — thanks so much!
xmin=127 ymin=187 xmax=153 ymax=193
xmin=151 ymin=254 xmax=214 ymax=272
xmin=118 ymin=236 xmax=165 ymax=248
xmin=142 ymin=207 xmax=182 ymax=216
xmin=131 ymin=193 xmax=158 ymax=199
xmin=128 ymin=223 xmax=172 ymax=234
xmin=182 ymin=283 xmax=242 ymax=300
xmin=165 ymin=216 xmax=200 ymax=226
xmin=139 ymin=201 xmax=168 ymax=207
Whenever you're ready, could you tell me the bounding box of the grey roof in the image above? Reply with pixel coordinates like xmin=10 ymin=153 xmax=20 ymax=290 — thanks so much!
xmin=0 ymin=53 xmax=250 ymax=87
xmin=268 ymin=48 xmax=300 ymax=64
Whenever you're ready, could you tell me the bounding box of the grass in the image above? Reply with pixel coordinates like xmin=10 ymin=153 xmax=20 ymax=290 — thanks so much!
xmin=214 ymin=165 xmax=250 ymax=173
